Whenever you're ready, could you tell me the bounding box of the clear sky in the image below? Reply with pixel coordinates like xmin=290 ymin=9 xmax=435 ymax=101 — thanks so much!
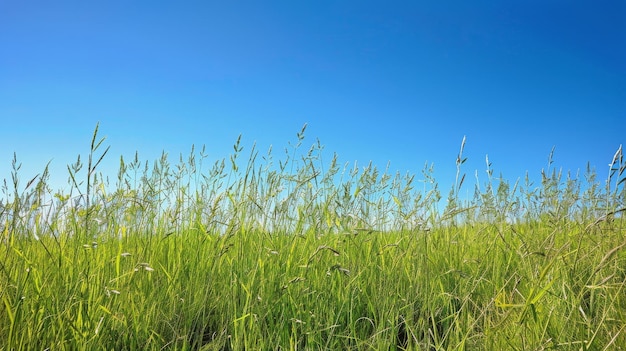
xmin=1 ymin=1 xmax=625 ymax=196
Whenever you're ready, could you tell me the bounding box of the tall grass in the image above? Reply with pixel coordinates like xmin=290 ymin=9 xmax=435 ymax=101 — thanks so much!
xmin=1 ymin=124 xmax=624 ymax=350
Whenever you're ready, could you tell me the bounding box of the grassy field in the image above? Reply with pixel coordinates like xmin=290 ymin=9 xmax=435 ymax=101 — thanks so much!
xmin=1 ymin=125 xmax=625 ymax=350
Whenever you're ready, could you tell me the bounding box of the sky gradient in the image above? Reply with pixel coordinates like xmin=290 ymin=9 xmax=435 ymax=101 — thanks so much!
xmin=1 ymin=1 xmax=625 ymax=197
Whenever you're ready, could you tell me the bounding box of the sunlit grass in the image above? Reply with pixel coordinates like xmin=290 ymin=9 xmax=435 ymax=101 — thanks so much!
xmin=1 ymin=124 xmax=624 ymax=350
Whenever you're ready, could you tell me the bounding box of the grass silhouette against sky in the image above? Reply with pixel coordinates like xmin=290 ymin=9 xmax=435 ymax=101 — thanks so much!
xmin=1 ymin=1 xmax=624 ymax=191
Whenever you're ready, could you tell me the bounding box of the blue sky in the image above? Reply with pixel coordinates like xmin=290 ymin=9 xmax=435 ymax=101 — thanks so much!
xmin=1 ymin=1 xmax=625 ymax=196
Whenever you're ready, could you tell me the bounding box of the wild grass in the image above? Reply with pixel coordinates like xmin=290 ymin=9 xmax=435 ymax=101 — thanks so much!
xmin=1 ymin=123 xmax=625 ymax=350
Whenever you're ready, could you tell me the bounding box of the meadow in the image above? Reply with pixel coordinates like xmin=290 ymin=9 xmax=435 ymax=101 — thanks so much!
xmin=1 ymin=124 xmax=625 ymax=350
